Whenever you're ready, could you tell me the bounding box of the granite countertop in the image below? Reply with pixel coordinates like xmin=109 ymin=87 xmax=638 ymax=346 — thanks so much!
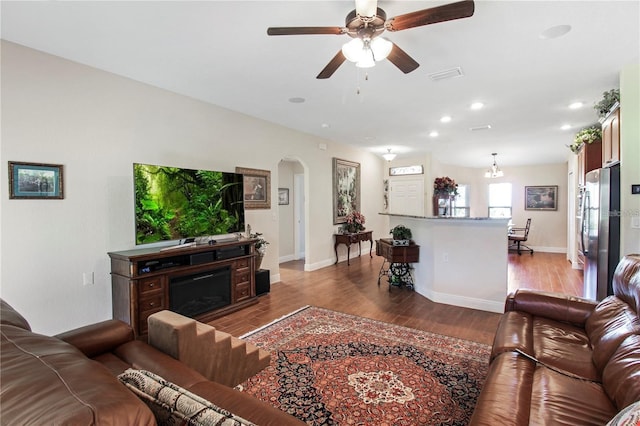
xmin=379 ymin=212 xmax=507 ymax=221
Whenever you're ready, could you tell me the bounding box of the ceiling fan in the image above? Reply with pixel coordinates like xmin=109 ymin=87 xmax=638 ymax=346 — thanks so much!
xmin=267 ymin=0 xmax=475 ymax=79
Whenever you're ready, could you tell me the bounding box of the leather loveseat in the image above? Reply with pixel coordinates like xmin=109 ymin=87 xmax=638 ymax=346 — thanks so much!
xmin=470 ymin=254 xmax=640 ymax=425
xmin=0 ymin=298 xmax=304 ymax=425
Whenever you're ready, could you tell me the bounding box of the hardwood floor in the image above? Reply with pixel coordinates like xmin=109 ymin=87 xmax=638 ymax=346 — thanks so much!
xmin=209 ymin=252 xmax=584 ymax=346
xmin=507 ymin=251 xmax=584 ymax=296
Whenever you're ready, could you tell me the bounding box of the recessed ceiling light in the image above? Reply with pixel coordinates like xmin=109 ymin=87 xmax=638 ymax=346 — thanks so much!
xmin=288 ymin=97 xmax=305 ymax=103
xmin=568 ymin=102 xmax=583 ymax=109
xmin=561 ymin=124 xmax=572 ymax=130
xmin=539 ymin=24 xmax=572 ymax=40
xmin=429 ymin=131 xmax=439 ymax=137
xmin=321 ymin=123 xmax=330 ymax=128
xmin=440 ymin=116 xmax=452 ymax=123
xmin=470 ymin=102 xmax=484 ymax=110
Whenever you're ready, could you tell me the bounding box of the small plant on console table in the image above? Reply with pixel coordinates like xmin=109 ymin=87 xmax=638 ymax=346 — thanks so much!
xmin=390 ymin=225 xmax=412 ymax=246
xmin=250 ymin=232 xmax=269 ymax=269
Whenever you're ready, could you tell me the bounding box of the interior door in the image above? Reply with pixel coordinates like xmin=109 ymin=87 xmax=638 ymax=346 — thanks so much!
xmin=388 ymin=178 xmax=424 ymax=216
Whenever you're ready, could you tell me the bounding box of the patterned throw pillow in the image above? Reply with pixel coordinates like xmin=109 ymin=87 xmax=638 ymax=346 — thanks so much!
xmin=606 ymin=401 xmax=640 ymax=426
xmin=118 ymin=369 xmax=255 ymax=426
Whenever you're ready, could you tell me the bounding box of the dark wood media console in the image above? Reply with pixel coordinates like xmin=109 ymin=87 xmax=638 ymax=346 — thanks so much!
xmin=109 ymin=239 xmax=258 ymax=337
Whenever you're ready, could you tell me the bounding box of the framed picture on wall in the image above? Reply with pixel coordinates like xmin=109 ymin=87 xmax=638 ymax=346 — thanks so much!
xmin=332 ymin=158 xmax=361 ymax=224
xmin=236 ymin=167 xmax=270 ymax=209
xmin=525 ymin=185 xmax=558 ymax=211
xmin=8 ymin=161 xmax=64 ymax=199
xmin=278 ymin=188 xmax=289 ymax=205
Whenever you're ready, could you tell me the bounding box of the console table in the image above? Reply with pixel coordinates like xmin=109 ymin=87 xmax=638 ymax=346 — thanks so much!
xmin=108 ymin=239 xmax=258 ymax=337
xmin=376 ymin=238 xmax=420 ymax=290
xmin=334 ymin=230 xmax=373 ymax=265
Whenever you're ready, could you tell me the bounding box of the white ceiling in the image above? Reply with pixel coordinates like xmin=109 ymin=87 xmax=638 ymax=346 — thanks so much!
xmin=2 ymin=1 xmax=639 ymax=168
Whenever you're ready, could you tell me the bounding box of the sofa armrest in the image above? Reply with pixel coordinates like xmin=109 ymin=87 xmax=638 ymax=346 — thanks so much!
xmin=56 ymin=319 xmax=134 ymax=358
xmin=505 ymin=289 xmax=597 ymax=327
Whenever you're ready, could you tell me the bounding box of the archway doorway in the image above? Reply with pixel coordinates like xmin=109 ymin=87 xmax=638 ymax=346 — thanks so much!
xmin=278 ymin=159 xmax=307 ymax=265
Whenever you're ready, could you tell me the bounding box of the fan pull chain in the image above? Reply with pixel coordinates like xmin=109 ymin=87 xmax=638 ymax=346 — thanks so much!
xmin=355 ymin=69 xmax=370 ymax=96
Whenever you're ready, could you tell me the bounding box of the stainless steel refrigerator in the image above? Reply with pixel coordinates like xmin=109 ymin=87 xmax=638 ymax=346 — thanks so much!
xmin=580 ymin=164 xmax=620 ymax=301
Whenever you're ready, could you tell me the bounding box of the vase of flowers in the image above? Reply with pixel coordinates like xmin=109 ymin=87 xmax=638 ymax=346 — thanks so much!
xmin=433 ymin=176 xmax=458 ymax=217
xmin=250 ymin=232 xmax=269 ymax=269
xmin=342 ymin=211 xmax=365 ymax=233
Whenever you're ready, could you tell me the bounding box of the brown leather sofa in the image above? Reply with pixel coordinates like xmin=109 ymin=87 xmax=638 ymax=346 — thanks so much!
xmin=470 ymin=254 xmax=640 ymax=425
xmin=0 ymin=299 xmax=304 ymax=425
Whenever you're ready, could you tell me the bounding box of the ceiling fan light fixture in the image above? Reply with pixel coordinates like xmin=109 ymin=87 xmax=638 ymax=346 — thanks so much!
xmin=342 ymin=38 xmax=364 ymax=62
xmin=356 ymin=49 xmax=376 ymax=68
xmin=484 ymin=153 xmax=504 ymax=178
xmin=370 ymin=37 xmax=392 ymax=61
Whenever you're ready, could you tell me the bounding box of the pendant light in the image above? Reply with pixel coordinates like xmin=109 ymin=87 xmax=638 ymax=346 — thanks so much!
xmin=485 ymin=153 xmax=504 ymax=178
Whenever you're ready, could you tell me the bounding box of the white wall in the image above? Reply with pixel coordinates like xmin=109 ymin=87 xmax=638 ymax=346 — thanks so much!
xmin=0 ymin=41 xmax=387 ymax=334
xmin=620 ymin=64 xmax=640 ymax=256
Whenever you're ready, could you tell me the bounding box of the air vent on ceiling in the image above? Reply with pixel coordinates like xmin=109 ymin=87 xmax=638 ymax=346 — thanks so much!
xmin=470 ymin=125 xmax=492 ymax=131
xmin=428 ymin=67 xmax=464 ymax=81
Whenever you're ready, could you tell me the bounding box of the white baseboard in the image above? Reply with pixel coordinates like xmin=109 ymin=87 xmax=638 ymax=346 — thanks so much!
xmin=511 ymin=246 xmax=566 ymax=254
xmin=419 ymin=288 xmax=504 ymax=314
xmin=304 ymin=258 xmax=335 ymax=271
xmin=532 ymin=246 xmax=567 ymax=254
xmin=279 ymin=254 xmax=296 ymax=263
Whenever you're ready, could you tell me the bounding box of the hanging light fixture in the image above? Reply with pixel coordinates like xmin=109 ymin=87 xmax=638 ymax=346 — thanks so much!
xmin=484 ymin=153 xmax=504 ymax=178
xmin=382 ymin=148 xmax=397 ymax=162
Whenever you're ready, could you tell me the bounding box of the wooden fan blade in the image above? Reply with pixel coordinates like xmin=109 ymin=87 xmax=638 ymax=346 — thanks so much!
xmin=267 ymin=26 xmax=345 ymax=36
xmin=386 ymin=43 xmax=419 ymax=74
xmin=317 ymin=51 xmax=347 ymax=79
xmin=386 ymin=0 xmax=474 ymax=32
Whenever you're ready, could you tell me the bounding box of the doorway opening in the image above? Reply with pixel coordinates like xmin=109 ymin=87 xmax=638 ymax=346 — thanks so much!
xmin=278 ymin=159 xmax=307 ymax=267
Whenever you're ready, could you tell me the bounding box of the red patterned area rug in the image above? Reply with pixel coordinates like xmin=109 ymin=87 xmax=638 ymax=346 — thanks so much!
xmin=238 ymin=306 xmax=491 ymax=425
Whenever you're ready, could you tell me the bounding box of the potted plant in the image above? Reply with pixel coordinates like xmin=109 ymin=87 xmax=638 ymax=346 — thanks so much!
xmin=569 ymin=126 xmax=602 ymax=154
xmin=390 ymin=225 xmax=412 ymax=246
xmin=250 ymin=232 xmax=269 ymax=269
xmin=594 ymin=89 xmax=620 ymax=119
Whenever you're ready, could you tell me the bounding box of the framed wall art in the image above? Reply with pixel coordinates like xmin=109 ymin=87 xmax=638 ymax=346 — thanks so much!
xmin=236 ymin=167 xmax=271 ymax=209
xmin=8 ymin=161 xmax=64 ymax=199
xmin=278 ymin=188 xmax=289 ymax=205
xmin=333 ymin=158 xmax=360 ymax=224
xmin=525 ymin=185 xmax=558 ymax=211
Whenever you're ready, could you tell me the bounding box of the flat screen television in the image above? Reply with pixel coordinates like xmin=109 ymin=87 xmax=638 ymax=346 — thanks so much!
xmin=133 ymin=163 xmax=245 ymax=245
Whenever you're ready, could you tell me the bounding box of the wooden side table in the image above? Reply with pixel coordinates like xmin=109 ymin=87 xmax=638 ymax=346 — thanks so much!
xmin=375 ymin=238 xmax=420 ymax=290
xmin=334 ymin=230 xmax=373 ymax=265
